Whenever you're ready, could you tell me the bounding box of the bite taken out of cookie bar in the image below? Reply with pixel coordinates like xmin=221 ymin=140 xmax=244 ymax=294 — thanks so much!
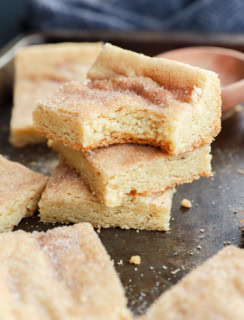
xmin=33 ymin=43 xmax=221 ymax=155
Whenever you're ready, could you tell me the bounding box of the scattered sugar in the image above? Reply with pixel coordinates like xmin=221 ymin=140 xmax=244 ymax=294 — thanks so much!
xmin=117 ymin=259 xmax=123 ymax=266
xmin=171 ymin=268 xmax=180 ymax=275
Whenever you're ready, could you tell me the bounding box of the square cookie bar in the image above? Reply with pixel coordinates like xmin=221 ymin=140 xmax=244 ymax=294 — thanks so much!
xmin=0 ymin=155 xmax=47 ymax=231
xmin=0 ymin=224 xmax=131 ymax=319
xmin=10 ymin=42 xmax=103 ymax=147
xmin=39 ymin=163 xmax=175 ymax=231
xmin=50 ymin=142 xmax=211 ymax=207
xmin=34 ymin=43 xmax=221 ymax=154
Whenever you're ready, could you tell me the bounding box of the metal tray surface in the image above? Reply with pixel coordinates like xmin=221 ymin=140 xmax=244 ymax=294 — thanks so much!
xmin=0 ymin=31 xmax=244 ymax=315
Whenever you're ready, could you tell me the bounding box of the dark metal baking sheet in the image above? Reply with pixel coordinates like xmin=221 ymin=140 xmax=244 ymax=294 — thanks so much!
xmin=0 ymin=31 xmax=244 ymax=315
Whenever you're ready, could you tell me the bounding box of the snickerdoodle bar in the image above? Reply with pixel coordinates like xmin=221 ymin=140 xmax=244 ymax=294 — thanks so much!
xmin=39 ymin=163 xmax=175 ymax=231
xmin=0 ymin=155 xmax=47 ymax=231
xmin=141 ymin=246 xmax=244 ymax=320
xmin=33 ymin=43 xmax=221 ymax=154
xmin=0 ymin=223 xmax=131 ymax=319
xmin=10 ymin=42 xmax=102 ymax=147
xmin=50 ymin=142 xmax=212 ymax=207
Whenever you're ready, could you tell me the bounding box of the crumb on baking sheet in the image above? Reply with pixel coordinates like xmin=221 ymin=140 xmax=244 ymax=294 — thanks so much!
xmin=237 ymin=169 xmax=244 ymax=175
xmin=171 ymin=268 xmax=180 ymax=275
xmin=129 ymin=255 xmax=141 ymax=265
xmin=181 ymin=199 xmax=192 ymax=208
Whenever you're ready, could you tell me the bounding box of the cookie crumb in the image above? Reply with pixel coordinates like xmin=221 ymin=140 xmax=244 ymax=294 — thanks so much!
xmin=181 ymin=199 xmax=192 ymax=208
xmin=197 ymin=245 xmax=202 ymax=250
xmin=171 ymin=268 xmax=180 ymax=275
xmin=117 ymin=259 xmax=123 ymax=265
xmin=129 ymin=255 xmax=141 ymax=265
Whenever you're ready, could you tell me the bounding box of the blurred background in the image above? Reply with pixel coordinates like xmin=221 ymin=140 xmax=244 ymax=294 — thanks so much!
xmin=1 ymin=0 xmax=244 ymax=48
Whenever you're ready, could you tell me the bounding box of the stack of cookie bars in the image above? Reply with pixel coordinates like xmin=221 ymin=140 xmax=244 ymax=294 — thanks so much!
xmin=34 ymin=43 xmax=221 ymax=231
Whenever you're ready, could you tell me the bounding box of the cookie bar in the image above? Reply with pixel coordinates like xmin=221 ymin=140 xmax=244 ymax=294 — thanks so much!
xmin=50 ymin=142 xmax=211 ymax=207
xmin=0 ymin=224 xmax=131 ymax=319
xmin=141 ymin=246 xmax=244 ymax=320
xmin=10 ymin=42 xmax=103 ymax=147
xmin=39 ymin=163 xmax=175 ymax=231
xmin=0 ymin=155 xmax=47 ymax=232
xmin=33 ymin=43 xmax=221 ymax=154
